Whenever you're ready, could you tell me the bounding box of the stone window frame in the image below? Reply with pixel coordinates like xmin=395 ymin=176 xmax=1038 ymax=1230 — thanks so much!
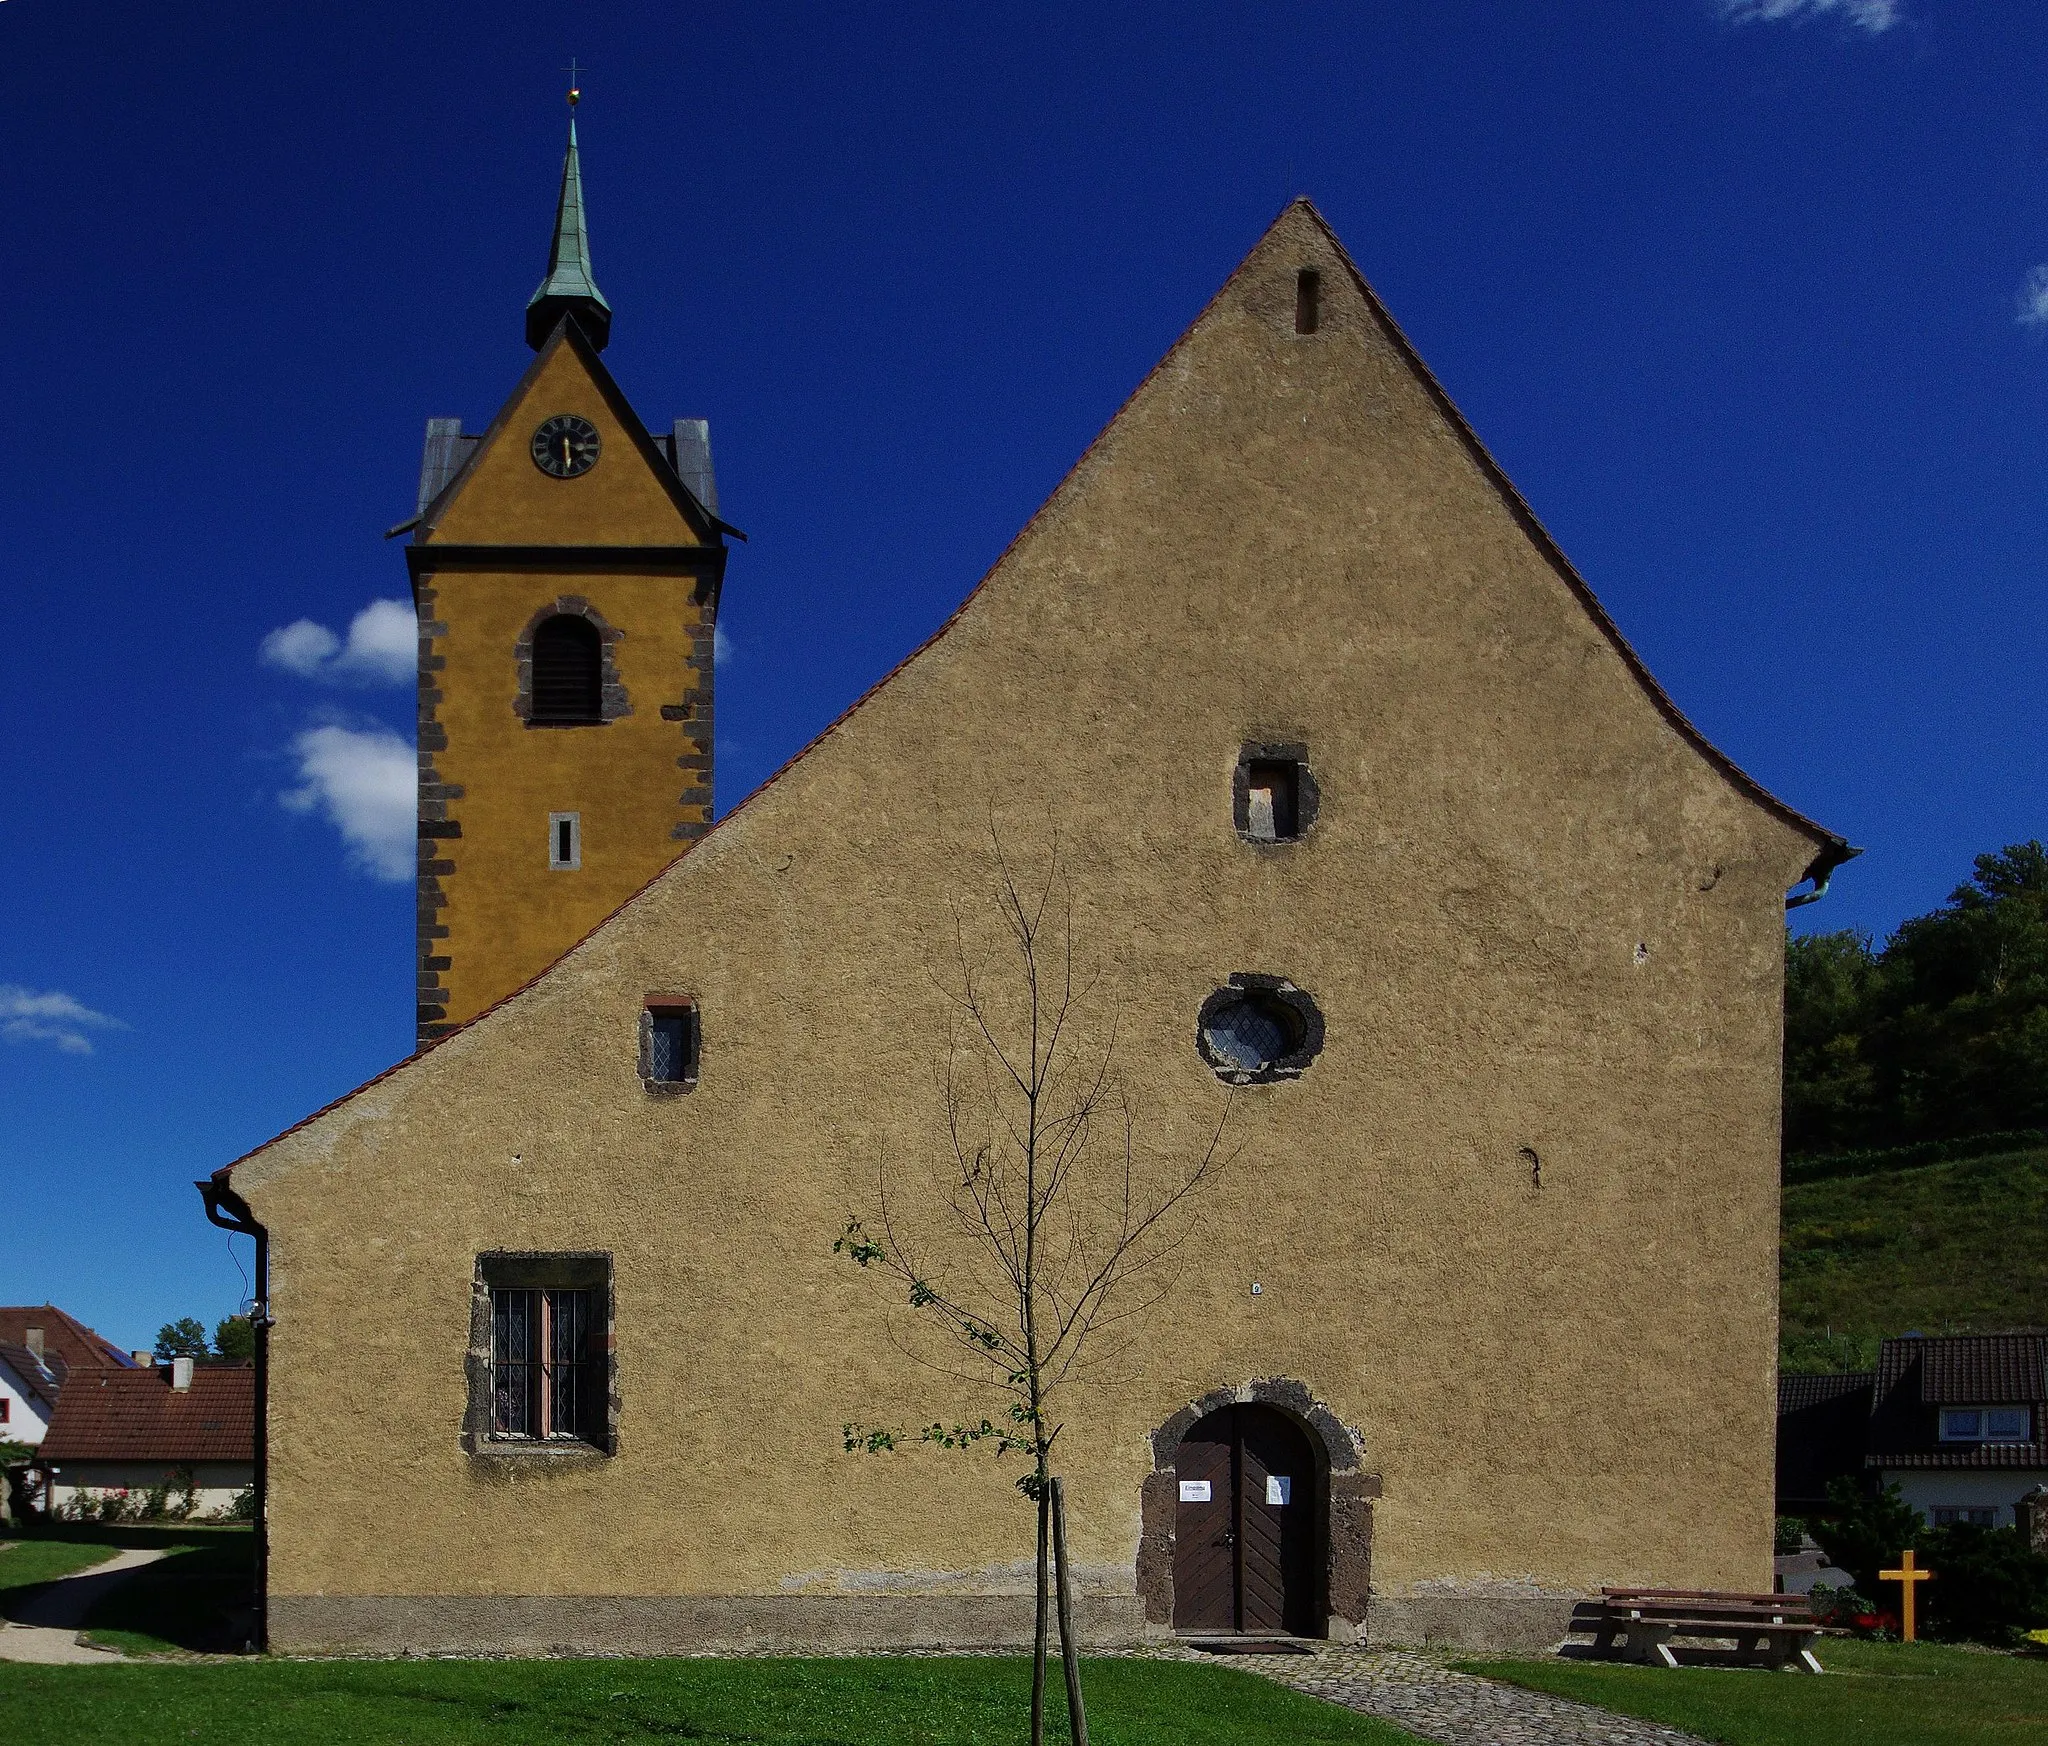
xmin=464 ymin=1251 xmax=618 ymax=1461
xmin=639 ymin=993 xmax=700 ymax=1098
xmin=1195 ymin=973 xmax=1325 ymax=1087
xmin=547 ymin=811 xmax=582 ymax=871
xmin=1232 ymin=742 xmax=1320 ymax=845
xmin=1136 ymin=1378 xmax=1378 ymax=1640
xmin=513 ymin=598 xmax=632 ymax=727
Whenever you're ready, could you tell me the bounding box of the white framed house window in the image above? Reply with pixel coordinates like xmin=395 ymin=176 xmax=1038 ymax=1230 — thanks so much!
xmin=1939 ymin=1406 xmax=2032 ymax=1443
xmin=548 ymin=812 xmax=582 ymax=871
xmin=1931 ymin=1506 xmax=1998 ymax=1528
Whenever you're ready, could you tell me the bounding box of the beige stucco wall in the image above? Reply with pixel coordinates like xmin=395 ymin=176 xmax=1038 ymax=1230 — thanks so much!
xmin=234 ymin=204 xmax=1828 ymax=1652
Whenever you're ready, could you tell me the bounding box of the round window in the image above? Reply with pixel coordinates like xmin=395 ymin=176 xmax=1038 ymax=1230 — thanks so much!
xmin=1196 ymin=977 xmax=1323 ymax=1085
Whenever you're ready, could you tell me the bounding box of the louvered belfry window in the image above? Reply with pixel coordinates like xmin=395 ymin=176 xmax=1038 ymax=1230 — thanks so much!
xmin=492 ymin=1286 xmax=600 ymax=1440
xmin=530 ymin=614 xmax=603 ymax=724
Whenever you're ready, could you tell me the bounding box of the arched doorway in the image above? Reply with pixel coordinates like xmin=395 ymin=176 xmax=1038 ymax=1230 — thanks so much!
xmin=1171 ymin=1403 xmax=1320 ymax=1636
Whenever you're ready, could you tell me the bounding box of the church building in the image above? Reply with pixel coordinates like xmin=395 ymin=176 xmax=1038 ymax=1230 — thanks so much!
xmin=203 ymin=108 xmax=1850 ymax=1656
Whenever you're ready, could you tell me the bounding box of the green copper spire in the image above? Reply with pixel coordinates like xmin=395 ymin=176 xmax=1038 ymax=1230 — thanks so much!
xmin=526 ymin=94 xmax=612 ymax=352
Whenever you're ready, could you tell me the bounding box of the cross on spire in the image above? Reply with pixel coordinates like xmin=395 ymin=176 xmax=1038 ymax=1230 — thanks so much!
xmin=566 ymin=58 xmax=584 ymax=106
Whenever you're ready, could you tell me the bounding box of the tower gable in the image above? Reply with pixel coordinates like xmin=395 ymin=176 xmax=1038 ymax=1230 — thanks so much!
xmin=420 ymin=319 xmax=723 ymax=549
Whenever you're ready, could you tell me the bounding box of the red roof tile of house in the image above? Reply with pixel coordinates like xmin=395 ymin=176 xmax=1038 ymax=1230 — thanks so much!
xmin=38 ymin=1365 xmax=253 ymax=1464
xmin=0 ymin=1305 xmax=136 ymax=1385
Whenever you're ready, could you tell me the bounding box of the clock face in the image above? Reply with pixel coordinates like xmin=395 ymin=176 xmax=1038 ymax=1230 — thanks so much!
xmin=531 ymin=414 xmax=601 ymax=479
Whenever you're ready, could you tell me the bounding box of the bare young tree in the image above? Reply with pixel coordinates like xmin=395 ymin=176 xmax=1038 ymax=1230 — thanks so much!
xmin=837 ymin=829 xmax=1233 ymax=1746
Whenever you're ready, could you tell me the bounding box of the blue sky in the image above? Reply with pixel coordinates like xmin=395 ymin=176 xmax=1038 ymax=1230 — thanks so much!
xmin=2 ymin=0 xmax=2044 ymax=1350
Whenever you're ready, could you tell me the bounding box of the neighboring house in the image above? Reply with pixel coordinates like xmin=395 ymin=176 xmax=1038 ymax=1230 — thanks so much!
xmin=36 ymin=1357 xmax=253 ymax=1516
xmin=0 ymin=1341 xmax=62 ymax=1446
xmin=0 ymin=1304 xmax=136 ymax=1389
xmin=1867 ymin=1334 xmax=2048 ymax=1529
xmin=1779 ymin=1334 xmax=2048 ymax=1529
xmin=203 ymin=119 xmax=1852 ymax=1657
xmin=1776 ymin=1370 xmax=1876 ymax=1516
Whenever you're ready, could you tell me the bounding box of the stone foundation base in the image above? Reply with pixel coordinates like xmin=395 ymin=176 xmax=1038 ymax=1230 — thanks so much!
xmin=1363 ymin=1595 xmax=1579 ymax=1653
xmin=270 ymin=1592 xmax=1151 ymax=1657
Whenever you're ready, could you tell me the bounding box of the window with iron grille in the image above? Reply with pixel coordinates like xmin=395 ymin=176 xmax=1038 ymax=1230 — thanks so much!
xmin=530 ymin=614 xmax=603 ymax=724
xmin=470 ymin=1253 xmax=612 ymax=1453
xmin=640 ymin=995 xmax=700 ymax=1094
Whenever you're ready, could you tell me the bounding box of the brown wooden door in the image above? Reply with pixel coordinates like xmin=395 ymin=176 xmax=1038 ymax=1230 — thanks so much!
xmin=1171 ymin=1405 xmax=1317 ymax=1636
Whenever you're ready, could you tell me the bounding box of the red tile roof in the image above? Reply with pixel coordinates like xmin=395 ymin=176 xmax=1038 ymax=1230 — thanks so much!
xmin=38 ymin=1365 xmax=253 ymax=1464
xmin=0 ymin=1305 xmax=136 ymax=1385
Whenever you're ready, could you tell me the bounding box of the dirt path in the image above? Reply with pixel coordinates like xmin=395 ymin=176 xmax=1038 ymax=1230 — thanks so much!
xmin=0 ymin=1547 xmax=165 ymax=1664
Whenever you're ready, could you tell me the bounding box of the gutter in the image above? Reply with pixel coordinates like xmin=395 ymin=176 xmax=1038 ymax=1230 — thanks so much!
xmin=196 ymin=1175 xmax=270 ymax=1654
xmin=1787 ymin=842 xmax=1862 ymax=912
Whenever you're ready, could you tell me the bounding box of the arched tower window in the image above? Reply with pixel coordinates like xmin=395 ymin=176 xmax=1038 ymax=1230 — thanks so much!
xmin=530 ymin=614 xmax=603 ymax=724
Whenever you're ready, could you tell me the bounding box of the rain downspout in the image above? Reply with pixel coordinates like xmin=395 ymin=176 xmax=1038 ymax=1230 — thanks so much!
xmin=197 ymin=1175 xmax=270 ymax=1654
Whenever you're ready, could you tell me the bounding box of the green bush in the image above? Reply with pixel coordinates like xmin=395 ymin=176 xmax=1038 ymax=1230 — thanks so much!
xmin=1775 ymin=1515 xmax=1809 ymax=1554
xmin=1812 ymin=1477 xmax=1923 ymax=1596
xmin=1920 ymin=1521 xmax=2048 ymax=1646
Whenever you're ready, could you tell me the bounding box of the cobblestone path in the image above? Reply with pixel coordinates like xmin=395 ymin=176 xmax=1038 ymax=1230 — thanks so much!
xmin=1216 ymin=1647 xmax=1715 ymax=1746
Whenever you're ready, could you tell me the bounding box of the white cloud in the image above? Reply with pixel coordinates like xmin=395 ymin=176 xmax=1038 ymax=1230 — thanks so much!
xmin=0 ymin=986 xmax=127 ymax=1055
xmin=261 ymin=600 xmax=415 ymax=685
xmin=260 ymin=619 xmax=340 ymax=677
xmin=2019 ymin=266 xmax=2048 ymax=329
xmin=714 ymin=624 xmax=733 ymax=667
xmin=282 ymin=723 xmax=416 ymax=882
xmin=1717 ymin=0 xmax=1901 ymax=30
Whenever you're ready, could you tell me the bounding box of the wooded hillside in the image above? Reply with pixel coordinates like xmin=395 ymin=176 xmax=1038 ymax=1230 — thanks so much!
xmin=1781 ymin=842 xmax=2048 ymax=1369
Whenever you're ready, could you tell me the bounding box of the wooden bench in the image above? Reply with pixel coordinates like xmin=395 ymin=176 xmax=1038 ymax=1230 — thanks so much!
xmin=1569 ymin=1588 xmax=1823 ymax=1673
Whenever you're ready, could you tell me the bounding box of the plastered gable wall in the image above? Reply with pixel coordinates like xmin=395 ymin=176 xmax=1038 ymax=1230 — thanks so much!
xmin=236 ymin=205 xmax=1826 ymax=1645
xmin=424 ymin=336 xmax=709 ymax=547
xmin=416 ymin=331 xmax=720 ymax=1033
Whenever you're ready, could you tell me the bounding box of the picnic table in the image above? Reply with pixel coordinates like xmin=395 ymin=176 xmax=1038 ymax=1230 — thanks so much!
xmin=1569 ymin=1587 xmax=1823 ymax=1673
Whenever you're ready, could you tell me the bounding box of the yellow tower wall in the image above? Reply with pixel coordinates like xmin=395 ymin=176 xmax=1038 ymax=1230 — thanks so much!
xmin=412 ymin=327 xmax=723 ymax=1038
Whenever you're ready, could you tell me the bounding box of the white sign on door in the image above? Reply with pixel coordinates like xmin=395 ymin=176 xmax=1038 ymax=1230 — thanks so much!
xmin=1178 ymin=1479 xmax=1212 ymax=1503
xmin=1266 ymin=1474 xmax=1292 ymax=1506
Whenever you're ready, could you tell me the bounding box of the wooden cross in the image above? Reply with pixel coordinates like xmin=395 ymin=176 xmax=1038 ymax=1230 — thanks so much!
xmin=1878 ymin=1547 xmax=1933 ymax=1642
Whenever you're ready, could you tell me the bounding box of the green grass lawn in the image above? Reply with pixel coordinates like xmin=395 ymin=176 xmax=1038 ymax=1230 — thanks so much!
xmin=1462 ymin=1639 xmax=2048 ymax=1746
xmin=0 ymin=1655 xmax=1419 ymax=1746
xmin=1780 ymin=1145 xmax=2048 ymax=1369
xmin=0 ymin=1535 xmax=131 ymax=1600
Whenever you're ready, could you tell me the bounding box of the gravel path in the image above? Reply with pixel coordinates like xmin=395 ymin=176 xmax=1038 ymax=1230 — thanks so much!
xmin=1214 ymin=1646 xmax=1714 ymax=1746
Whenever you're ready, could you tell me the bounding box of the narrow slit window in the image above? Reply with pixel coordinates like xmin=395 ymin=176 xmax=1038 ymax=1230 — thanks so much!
xmin=1295 ymin=269 xmax=1321 ymax=335
xmin=549 ymin=812 xmax=581 ymax=871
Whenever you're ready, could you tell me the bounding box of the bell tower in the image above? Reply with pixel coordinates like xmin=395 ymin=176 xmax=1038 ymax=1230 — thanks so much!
xmin=406 ymin=94 xmax=732 ymax=1046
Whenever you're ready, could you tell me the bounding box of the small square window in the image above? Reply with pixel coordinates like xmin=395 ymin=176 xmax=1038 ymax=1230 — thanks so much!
xmin=1233 ymin=744 xmax=1318 ymax=845
xmin=548 ymin=812 xmax=581 ymax=871
xmin=640 ymin=996 xmax=700 ymax=1093
xmin=1246 ymin=761 xmax=1299 ymax=843
xmin=1987 ymin=1406 xmax=2032 ymax=1442
xmin=0 ymin=1398 xmax=9 ymax=1424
